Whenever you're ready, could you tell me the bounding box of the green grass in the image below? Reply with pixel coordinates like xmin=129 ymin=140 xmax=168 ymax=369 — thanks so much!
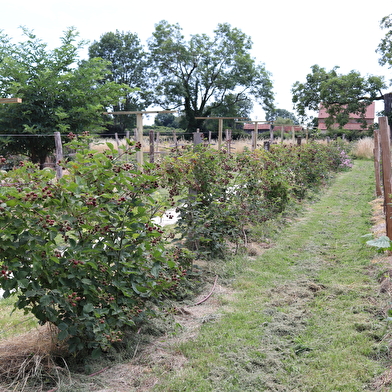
xmin=0 ymin=295 xmax=38 ymax=340
xmin=150 ymin=160 xmax=390 ymax=391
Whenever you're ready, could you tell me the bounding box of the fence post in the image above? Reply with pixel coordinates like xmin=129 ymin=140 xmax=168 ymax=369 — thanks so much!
xmin=114 ymin=132 xmax=120 ymax=152
xmin=379 ymin=117 xmax=392 ymax=239
xmin=281 ymin=126 xmax=284 ymax=144
xmin=54 ymin=132 xmax=63 ymax=179
xmin=136 ymin=114 xmax=143 ymax=170
xmin=226 ymin=129 xmax=232 ymax=154
xmin=173 ymin=130 xmax=178 ymax=148
xmin=149 ymin=130 xmax=155 ymax=163
xmin=374 ymin=129 xmax=382 ymax=197
xmin=269 ymin=124 xmax=274 ymax=142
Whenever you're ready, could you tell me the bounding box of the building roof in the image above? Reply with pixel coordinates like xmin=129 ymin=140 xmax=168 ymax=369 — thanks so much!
xmin=318 ymin=102 xmax=375 ymax=131
xmin=318 ymin=102 xmax=375 ymax=119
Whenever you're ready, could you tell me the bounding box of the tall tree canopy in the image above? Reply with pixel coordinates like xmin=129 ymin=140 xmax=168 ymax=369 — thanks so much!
xmin=148 ymin=21 xmax=274 ymax=131
xmin=290 ymin=13 xmax=392 ymax=129
xmin=291 ymin=65 xmax=385 ymax=129
xmin=0 ymin=27 xmax=130 ymax=165
xmin=267 ymin=108 xmax=299 ymax=125
xmin=88 ymin=30 xmax=151 ymax=132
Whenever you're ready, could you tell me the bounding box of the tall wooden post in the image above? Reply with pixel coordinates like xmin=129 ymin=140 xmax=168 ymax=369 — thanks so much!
xmin=281 ymin=125 xmax=284 ymax=144
xmin=252 ymin=122 xmax=258 ymax=150
xmin=54 ymin=132 xmax=63 ymax=179
xmin=218 ymin=118 xmax=223 ymax=149
xmin=374 ymin=129 xmax=382 ymax=197
xmin=149 ymin=130 xmax=155 ymax=163
xmin=136 ymin=113 xmax=143 ymax=170
xmin=379 ymin=117 xmax=392 ymax=238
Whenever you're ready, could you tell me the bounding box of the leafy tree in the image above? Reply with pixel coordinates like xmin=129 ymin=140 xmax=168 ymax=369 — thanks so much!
xmin=268 ymin=108 xmax=299 ymax=125
xmin=291 ymin=65 xmax=385 ymax=129
xmin=0 ymin=27 xmax=130 ymax=166
xmin=200 ymin=94 xmax=253 ymax=138
xmin=154 ymin=112 xmax=177 ymax=127
xmin=148 ymin=21 xmax=274 ymax=131
xmin=88 ymin=30 xmax=151 ymax=133
xmin=274 ymin=116 xmax=294 ymax=125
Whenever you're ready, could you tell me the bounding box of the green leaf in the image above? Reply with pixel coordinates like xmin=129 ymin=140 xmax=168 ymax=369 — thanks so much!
xmin=366 ymin=235 xmax=392 ymax=250
xmin=83 ymin=303 xmax=94 ymax=313
xmin=58 ymin=329 xmax=69 ymax=341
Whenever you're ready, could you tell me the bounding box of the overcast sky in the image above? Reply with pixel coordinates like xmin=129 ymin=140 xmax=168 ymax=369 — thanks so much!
xmin=2 ymin=0 xmax=392 ymax=123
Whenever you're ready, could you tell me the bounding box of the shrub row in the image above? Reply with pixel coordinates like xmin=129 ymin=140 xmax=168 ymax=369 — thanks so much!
xmin=154 ymin=142 xmax=352 ymax=257
xmin=0 ymin=136 xmax=352 ymax=353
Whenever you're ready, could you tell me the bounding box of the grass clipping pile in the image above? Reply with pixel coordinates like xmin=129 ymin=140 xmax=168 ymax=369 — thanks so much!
xmin=0 ymin=323 xmax=67 ymax=390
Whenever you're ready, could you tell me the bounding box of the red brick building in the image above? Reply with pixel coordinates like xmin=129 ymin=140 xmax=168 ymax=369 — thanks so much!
xmin=318 ymin=102 xmax=375 ymax=131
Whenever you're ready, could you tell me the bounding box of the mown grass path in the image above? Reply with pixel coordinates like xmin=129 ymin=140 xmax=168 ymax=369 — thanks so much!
xmin=153 ymin=160 xmax=391 ymax=392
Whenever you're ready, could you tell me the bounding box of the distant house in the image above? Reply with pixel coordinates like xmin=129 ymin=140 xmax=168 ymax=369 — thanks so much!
xmin=318 ymin=102 xmax=375 ymax=131
xmin=243 ymin=123 xmax=303 ymax=133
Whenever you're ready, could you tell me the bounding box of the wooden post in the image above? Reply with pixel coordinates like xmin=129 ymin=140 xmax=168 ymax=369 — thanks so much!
xmin=54 ymin=132 xmax=63 ymax=179
xmin=149 ymin=130 xmax=155 ymax=163
xmin=173 ymin=130 xmax=178 ymax=148
xmin=269 ymin=124 xmax=274 ymax=142
xmin=136 ymin=113 xmax=143 ymax=170
xmin=252 ymin=123 xmax=258 ymax=150
xmin=291 ymin=126 xmax=295 ymax=143
xmin=218 ymin=118 xmax=223 ymax=149
xmin=281 ymin=125 xmax=284 ymax=144
xmin=374 ymin=129 xmax=382 ymax=197
xmin=114 ymin=132 xmax=120 ymax=152
xmin=226 ymin=129 xmax=232 ymax=154
xmin=156 ymin=131 xmax=160 ymax=153
xmin=125 ymin=131 xmax=130 ymax=162
xmin=379 ymin=117 xmax=392 ymax=238
xmin=209 ymin=131 xmax=212 ymax=145
xmin=0 ymin=98 xmax=22 ymax=103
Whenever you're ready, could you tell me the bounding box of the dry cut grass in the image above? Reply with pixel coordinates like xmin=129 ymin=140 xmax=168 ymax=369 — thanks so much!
xmin=0 ymin=324 xmax=68 ymax=391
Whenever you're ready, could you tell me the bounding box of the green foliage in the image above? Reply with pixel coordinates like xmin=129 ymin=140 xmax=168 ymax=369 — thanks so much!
xmin=0 ymin=134 xmax=185 ymax=354
xmin=154 ymin=113 xmax=178 ymax=128
xmin=267 ymin=108 xmax=299 ymax=124
xmin=364 ymin=235 xmax=392 ymax=252
xmin=155 ymin=142 xmax=350 ymax=257
xmin=0 ymin=27 xmax=130 ymax=165
xmin=291 ymin=64 xmax=385 ymax=129
xmin=148 ymin=21 xmax=274 ymax=131
xmin=88 ymin=30 xmax=152 ymax=132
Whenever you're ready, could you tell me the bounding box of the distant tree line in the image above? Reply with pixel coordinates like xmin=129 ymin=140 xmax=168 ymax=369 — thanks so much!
xmin=2 ymin=11 xmax=392 ymax=163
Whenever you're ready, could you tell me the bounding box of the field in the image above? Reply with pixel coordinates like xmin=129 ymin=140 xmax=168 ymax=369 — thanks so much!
xmin=1 ymin=138 xmax=389 ymax=391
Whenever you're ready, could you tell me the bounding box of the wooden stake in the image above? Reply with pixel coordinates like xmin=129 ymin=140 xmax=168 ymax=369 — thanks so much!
xmin=149 ymin=130 xmax=155 ymax=163
xmin=374 ymin=129 xmax=382 ymax=197
xmin=54 ymin=132 xmax=63 ymax=179
xmin=379 ymin=117 xmax=392 ymax=238
xmin=136 ymin=113 xmax=143 ymax=170
xmin=0 ymin=98 xmax=22 ymax=103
